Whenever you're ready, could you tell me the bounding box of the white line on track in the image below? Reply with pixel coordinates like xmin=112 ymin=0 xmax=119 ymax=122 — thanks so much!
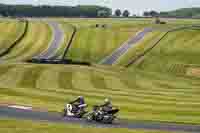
xmin=8 ymin=105 xmax=32 ymax=110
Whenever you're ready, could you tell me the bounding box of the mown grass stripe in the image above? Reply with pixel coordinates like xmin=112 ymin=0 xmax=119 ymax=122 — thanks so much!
xmin=2 ymin=22 xmax=52 ymax=61
xmin=0 ymin=87 xmax=65 ymax=104
xmin=0 ymin=65 xmax=16 ymax=76
xmin=65 ymin=22 xmax=140 ymax=63
xmin=135 ymin=28 xmax=200 ymax=73
xmin=103 ymin=74 xmax=130 ymax=91
xmin=36 ymin=68 xmax=60 ymax=90
xmin=15 ymin=22 xmax=50 ymax=60
xmin=1 ymin=22 xmax=41 ymax=59
xmin=17 ymin=66 xmax=46 ymax=89
xmin=58 ymin=70 xmax=73 ymax=89
xmin=1 ymin=85 xmax=200 ymax=115
xmin=90 ymin=70 xmax=108 ymax=90
xmin=0 ymin=66 xmax=28 ymax=88
xmin=36 ymin=74 xmax=200 ymax=104
xmin=95 ymin=29 xmax=108 ymax=61
xmin=83 ymin=28 xmax=94 ymax=62
xmin=72 ymin=71 xmax=95 ymax=90
xmin=0 ymin=21 xmax=26 ymax=55
xmin=30 ymin=86 xmax=200 ymax=108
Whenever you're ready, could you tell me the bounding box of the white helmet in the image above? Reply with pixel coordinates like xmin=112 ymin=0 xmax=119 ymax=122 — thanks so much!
xmin=104 ymin=98 xmax=111 ymax=104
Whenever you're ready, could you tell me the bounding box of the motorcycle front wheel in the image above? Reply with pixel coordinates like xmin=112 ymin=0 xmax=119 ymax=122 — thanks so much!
xmin=63 ymin=109 xmax=67 ymax=117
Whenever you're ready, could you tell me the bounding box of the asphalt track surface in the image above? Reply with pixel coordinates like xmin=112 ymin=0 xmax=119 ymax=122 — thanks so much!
xmin=34 ymin=21 xmax=64 ymax=59
xmin=0 ymin=105 xmax=200 ymax=132
xmin=100 ymin=28 xmax=153 ymax=65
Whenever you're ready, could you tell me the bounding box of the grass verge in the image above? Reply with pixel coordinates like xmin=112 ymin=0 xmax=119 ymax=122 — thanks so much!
xmin=0 ymin=118 xmax=176 ymax=133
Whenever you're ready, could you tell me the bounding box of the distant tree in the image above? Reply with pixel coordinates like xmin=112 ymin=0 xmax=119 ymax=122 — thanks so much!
xmin=143 ymin=11 xmax=150 ymax=17
xmin=115 ymin=9 xmax=121 ymax=17
xmin=123 ymin=10 xmax=130 ymax=17
xmin=132 ymin=14 xmax=137 ymax=17
xmin=159 ymin=12 xmax=169 ymax=17
xmin=0 ymin=3 xmax=112 ymax=17
xmin=149 ymin=10 xmax=159 ymax=17
xmin=97 ymin=10 xmax=111 ymax=17
xmin=1 ymin=11 xmax=8 ymax=17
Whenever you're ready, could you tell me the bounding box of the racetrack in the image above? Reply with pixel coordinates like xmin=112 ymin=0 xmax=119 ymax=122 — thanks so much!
xmin=100 ymin=28 xmax=153 ymax=65
xmin=34 ymin=21 xmax=64 ymax=59
xmin=0 ymin=105 xmax=199 ymax=133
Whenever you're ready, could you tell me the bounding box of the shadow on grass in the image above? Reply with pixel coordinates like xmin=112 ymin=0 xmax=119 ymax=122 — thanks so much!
xmin=26 ymin=58 xmax=91 ymax=66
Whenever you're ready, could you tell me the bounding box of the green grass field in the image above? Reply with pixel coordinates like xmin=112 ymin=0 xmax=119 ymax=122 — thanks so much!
xmin=67 ymin=26 xmax=136 ymax=62
xmin=0 ymin=63 xmax=200 ymax=124
xmin=1 ymin=21 xmax=52 ymax=62
xmin=115 ymin=20 xmax=200 ymax=67
xmin=0 ymin=119 xmax=173 ymax=133
xmin=115 ymin=30 xmax=166 ymax=66
xmin=132 ymin=27 xmax=200 ymax=75
xmin=0 ymin=20 xmax=26 ymax=55
xmin=0 ymin=18 xmax=200 ymax=132
xmin=60 ymin=18 xmax=148 ymax=63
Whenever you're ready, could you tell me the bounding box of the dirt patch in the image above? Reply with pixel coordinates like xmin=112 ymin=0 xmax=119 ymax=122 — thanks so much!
xmin=186 ymin=67 xmax=200 ymax=77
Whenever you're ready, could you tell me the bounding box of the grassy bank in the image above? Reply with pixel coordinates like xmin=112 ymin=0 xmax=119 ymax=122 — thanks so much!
xmin=61 ymin=19 xmax=148 ymax=63
xmin=132 ymin=27 xmax=200 ymax=75
xmin=0 ymin=63 xmax=200 ymax=124
xmin=0 ymin=119 xmax=176 ymax=133
xmin=0 ymin=20 xmax=26 ymax=55
xmin=1 ymin=22 xmax=52 ymax=62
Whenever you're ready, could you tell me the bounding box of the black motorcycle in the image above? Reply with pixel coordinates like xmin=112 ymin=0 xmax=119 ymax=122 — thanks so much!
xmin=63 ymin=103 xmax=87 ymax=118
xmin=86 ymin=105 xmax=119 ymax=124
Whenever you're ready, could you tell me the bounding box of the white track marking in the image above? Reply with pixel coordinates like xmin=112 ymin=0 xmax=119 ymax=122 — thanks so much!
xmin=9 ymin=105 xmax=32 ymax=110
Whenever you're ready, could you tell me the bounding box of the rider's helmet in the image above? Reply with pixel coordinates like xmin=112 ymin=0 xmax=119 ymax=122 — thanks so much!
xmin=104 ymin=98 xmax=111 ymax=104
xmin=78 ymin=96 xmax=84 ymax=100
xmin=78 ymin=96 xmax=85 ymax=104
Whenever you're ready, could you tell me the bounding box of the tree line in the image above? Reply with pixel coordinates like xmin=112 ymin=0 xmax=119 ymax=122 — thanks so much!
xmin=1 ymin=3 xmax=195 ymax=18
xmin=143 ymin=8 xmax=200 ymax=18
xmin=0 ymin=4 xmax=112 ymax=17
xmin=114 ymin=9 xmax=131 ymax=17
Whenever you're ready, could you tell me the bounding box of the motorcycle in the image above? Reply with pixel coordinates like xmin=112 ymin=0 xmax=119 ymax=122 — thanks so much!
xmin=86 ymin=105 xmax=119 ymax=124
xmin=63 ymin=103 xmax=87 ymax=118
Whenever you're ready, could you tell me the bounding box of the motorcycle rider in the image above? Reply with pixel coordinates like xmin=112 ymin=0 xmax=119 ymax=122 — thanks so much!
xmin=99 ymin=98 xmax=119 ymax=115
xmin=69 ymin=96 xmax=86 ymax=112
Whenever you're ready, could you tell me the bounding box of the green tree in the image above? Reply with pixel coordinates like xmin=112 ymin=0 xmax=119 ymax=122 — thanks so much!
xmin=97 ymin=9 xmax=111 ymax=17
xmin=149 ymin=10 xmax=159 ymax=17
xmin=123 ymin=10 xmax=130 ymax=17
xmin=0 ymin=3 xmax=112 ymax=17
xmin=143 ymin=11 xmax=150 ymax=17
xmin=115 ymin=9 xmax=121 ymax=17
